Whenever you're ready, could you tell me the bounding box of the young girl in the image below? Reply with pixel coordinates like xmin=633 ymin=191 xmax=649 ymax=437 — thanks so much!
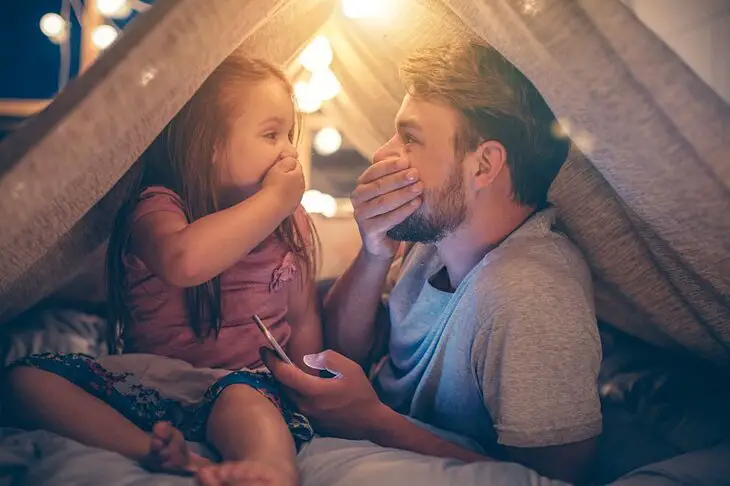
xmin=4 ymin=51 xmax=322 ymax=486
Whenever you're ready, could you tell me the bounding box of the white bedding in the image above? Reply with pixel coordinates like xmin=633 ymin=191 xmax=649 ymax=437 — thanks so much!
xmin=3 ymin=308 xmax=730 ymax=485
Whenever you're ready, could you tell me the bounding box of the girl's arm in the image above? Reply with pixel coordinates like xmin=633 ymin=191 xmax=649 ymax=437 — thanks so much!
xmin=285 ymin=273 xmax=324 ymax=375
xmin=131 ymin=188 xmax=290 ymax=288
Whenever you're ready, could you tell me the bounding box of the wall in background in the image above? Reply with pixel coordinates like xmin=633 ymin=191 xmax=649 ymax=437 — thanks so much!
xmin=623 ymin=0 xmax=730 ymax=103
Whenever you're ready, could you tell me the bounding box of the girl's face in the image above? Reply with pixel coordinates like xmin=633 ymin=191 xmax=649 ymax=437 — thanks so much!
xmin=214 ymin=77 xmax=297 ymax=204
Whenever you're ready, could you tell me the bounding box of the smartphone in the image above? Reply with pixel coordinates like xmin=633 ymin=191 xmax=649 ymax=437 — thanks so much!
xmin=253 ymin=314 xmax=294 ymax=365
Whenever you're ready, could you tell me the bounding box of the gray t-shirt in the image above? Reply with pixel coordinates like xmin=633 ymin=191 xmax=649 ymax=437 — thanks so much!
xmin=374 ymin=208 xmax=602 ymax=454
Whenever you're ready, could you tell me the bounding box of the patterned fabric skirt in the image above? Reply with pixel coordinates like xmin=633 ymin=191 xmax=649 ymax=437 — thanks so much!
xmin=8 ymin=352 xmax=313 ymax=449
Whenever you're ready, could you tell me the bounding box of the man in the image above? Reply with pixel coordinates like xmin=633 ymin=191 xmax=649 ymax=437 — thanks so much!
xmin=264 ymin=40 xmax=602 ymax=484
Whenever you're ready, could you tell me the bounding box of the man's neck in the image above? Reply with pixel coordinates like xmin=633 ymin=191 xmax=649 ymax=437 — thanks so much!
xmin=436 ymin=204 xmax=536 ymax=290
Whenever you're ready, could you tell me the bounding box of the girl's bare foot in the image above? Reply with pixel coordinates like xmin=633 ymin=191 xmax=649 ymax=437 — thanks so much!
xmin=146 ymin=421 xmax=212 ymax=474
xmin=195 ymin=459 xmax=298 ymax=486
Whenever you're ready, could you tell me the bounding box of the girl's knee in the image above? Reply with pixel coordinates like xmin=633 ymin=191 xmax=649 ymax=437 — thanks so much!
xmin=211 ymin=384 xmax=280 ymax=421
xmin=215 ymin=384 xmax=266 ymax=406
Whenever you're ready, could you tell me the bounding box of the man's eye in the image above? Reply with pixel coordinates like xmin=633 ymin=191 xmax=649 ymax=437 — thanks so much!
xmin=402 ymin=133 xmax=416 ymax=144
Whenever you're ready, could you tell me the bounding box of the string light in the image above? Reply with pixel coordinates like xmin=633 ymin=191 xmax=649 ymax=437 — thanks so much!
xmin=97 ymin=0 xmax=131 ymax=18
xmin=294 ymin=81 xmax=322 ymax=114
xmin=520 ymin=0 xmax=541 ymax=16
xmin=301 ymin=190 xmax=338 ymax=218
xmin=40 ymin=13 xmax=68 ymax=43
xmin=551 ymin=119 xmax=571 ymax=139
xmin=572 ymin=131 xmax=595 ymax=154
xmin=313 ymin=127 xmax=343 ymax=156
xmin=309 ymin=69 xmax=341 ymax=101
xmin=92 ymin=24 xmax=118 ymax=49
xmin=299 ymin=35 xmax=333 ymax=73
xmin=342 ymin=0 xmax=389 ymax=19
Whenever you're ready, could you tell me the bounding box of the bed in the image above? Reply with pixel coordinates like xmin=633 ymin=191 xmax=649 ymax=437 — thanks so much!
xmin=2 ymin=305 xmax=729 ymax=486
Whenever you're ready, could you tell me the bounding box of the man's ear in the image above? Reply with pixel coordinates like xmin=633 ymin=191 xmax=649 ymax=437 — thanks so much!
xmin=472 ymin=140 xmax=507 ymax=190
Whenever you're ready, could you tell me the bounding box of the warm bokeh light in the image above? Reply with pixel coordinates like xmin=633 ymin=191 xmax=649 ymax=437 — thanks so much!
xmin=342 ymin=0 xmax=390 ymax=19
xmin=301 ymin=190 xmax=338 ymax=218
xmin=97 ymin=0 xmax=131 ymax=18
xmin=40 ymin=13 xmax=67 ymax=43
xmin=313 ymin=127 xmax=343 ymax=156
xmin=572 ymin=131 xmax=595 ymax=154
xmin=308 ymin=69 xmax=341 ymax=101
xmin=299 ymin=35 xmax=333 ymax=73
xmin=551 ymin=119 xmax=570 ymax=139
xmin=294 ymin=81 xmax=322 ymax=114
xmin=92 ymin=25 xmax=118 ymax=50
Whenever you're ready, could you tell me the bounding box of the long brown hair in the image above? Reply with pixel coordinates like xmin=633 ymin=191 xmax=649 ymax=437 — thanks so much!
xmin=106 ymin=50 xmax=318 ymax=353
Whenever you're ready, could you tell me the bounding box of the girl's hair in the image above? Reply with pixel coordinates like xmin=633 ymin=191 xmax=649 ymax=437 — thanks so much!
xmin=106 ymin=50 xmax=318 ymax=353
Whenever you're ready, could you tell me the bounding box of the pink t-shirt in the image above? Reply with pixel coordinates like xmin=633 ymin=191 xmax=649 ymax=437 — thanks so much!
xmin=121 ymin=186 xmax=303 ymax=370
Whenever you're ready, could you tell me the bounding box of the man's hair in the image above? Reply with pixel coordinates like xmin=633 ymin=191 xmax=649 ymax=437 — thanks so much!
xmin=400 ymin=40 xmax=570 ymax=208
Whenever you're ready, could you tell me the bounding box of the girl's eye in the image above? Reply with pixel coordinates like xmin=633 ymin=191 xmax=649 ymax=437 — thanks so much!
xmin=265 ymin=132 xmax=278 ymax=140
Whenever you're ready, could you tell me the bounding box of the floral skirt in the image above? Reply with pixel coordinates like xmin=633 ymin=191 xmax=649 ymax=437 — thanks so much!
xmin=8 ymin=352 xmax=313 ymax=449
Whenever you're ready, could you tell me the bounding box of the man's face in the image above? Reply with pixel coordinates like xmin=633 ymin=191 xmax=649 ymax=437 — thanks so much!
xmin=375 ymin=94 xmax=468 ymax=243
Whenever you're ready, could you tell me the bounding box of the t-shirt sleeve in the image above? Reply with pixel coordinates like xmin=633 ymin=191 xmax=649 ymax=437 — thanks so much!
xmin=474 ymin=258 xmax=602 ymax=448
xmin=131 ymin=186 xmax=187 ymax=225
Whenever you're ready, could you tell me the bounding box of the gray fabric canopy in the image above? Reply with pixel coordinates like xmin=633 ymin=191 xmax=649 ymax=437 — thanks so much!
xmin=0 ymin=0 xmax=728 ymax=368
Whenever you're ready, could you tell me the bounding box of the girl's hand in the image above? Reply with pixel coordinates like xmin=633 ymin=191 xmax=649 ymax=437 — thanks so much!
xmin=262 ymin=156 xmax=305 ymax=215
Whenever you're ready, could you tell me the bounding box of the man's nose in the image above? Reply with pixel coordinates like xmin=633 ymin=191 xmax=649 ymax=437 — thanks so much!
xmin=372 ymin=134 xmax=402 ymax=164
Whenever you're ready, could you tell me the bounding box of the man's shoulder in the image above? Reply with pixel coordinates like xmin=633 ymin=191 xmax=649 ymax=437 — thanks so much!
xmin=473 ymin=227 xmax=593 ymax=312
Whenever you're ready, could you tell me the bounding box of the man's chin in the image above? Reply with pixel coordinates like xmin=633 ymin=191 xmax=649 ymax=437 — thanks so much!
xmin=386 ymin=217 xmax=443 ymax=244
xmin=385 ymin=225 xmax=415 ymax=242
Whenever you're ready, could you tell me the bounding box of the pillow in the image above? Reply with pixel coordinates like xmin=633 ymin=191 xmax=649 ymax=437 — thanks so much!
xmin=1 ymin=307 xmax=108 ymax=366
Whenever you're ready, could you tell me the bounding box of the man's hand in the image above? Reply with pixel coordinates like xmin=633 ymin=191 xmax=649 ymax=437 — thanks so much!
xmin=261 ymin=348 xmax=387 ymax=440
xmin=350 ymin=157 xmax=423 ymax=259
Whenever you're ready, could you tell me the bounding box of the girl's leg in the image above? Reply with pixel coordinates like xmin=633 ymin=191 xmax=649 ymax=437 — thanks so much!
xmin=4 ymin=366 xmax=208 ymax=472
xmin=6 ymin=366 xmax=151 ymax=459
xmin=198 ymin=384 xmax=299 ymax=486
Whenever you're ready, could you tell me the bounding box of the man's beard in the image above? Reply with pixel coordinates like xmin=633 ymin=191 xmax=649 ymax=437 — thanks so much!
xmin=386 ymin=164 xmax=467 ymax=244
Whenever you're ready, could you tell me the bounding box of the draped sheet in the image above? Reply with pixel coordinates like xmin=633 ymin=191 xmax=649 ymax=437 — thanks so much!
xmin=0 ymin=0 xmax=728 ymax=367
xmin=437 ymin=0 xmax=730 ymax=367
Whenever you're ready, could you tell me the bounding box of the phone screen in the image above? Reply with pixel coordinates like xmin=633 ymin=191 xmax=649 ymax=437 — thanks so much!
xmin=252 ymin=315 xmax=293 ymax=365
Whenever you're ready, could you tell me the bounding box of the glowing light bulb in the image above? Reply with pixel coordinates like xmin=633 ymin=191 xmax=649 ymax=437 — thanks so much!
xmin=551 ymin=119 xmax=571 ymax=139
xmin=299 ymin=35 xmax=333 ymax=73
xmin=92 ymin=25 xmax=118 ymax=50
xmin=342 ymin=0 xmax=389 ymax=19
xmin=97 ymin=0 xmax=131 ymax=18
xmin=572 ymin=131 xmax=595 ymax=154
xmin=309 ymin=69 xmax=341 ymax=101
xmin=294 ymin=81 xmax=322 ymax=114
xmin=301 ymin=190 xmax=338 ymax=218
xmin=40 ymin=13 xmax=67 ymax=42
xmin=520 ymin=0 xmax=540 ymax=16
xmin=314 ymin=127 xmax=343 ymax=156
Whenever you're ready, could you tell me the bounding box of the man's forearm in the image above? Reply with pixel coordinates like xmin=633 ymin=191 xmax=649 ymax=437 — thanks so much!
xmin=322 ymin=248 xmax=393 ymax=365
xmin=368 ymin=405 xmax=492 ymax=464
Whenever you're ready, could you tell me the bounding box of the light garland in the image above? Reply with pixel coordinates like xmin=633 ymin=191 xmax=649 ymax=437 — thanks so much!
xmin=298 ymin=35 xmax=333 ymax=73
xmin=341 ymin=0 xmax=390 ymax=19
xmin=313 ymin=127 xmax=343 ymax=156
xmin=40 ymin=13 xmax=67 ymax=43
xmin=96 ymin=0 xmax=131 ymax=18
xmin=91 ymin=25 xmax=119 ymax=50
xmin=38 ymin=1 xmax=149 ymax=93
